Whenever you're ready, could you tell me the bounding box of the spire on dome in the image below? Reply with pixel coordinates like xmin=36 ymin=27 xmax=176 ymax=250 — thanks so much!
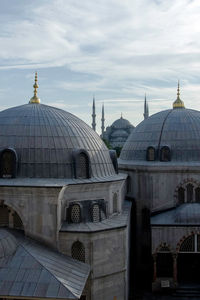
xmin=173 ymin=81 xmax=185 ymax=109
xmin=29 ymin=72 xmax=40 ymax=104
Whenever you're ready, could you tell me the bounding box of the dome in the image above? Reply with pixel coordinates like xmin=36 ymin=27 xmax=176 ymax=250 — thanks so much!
xmin=0 ymin=229 xmax=17 ymax=258
xmin=111 ymin=129 xmax=129 ymax=138
xmin=120 ymin=107 xmax=200 ymax=162
xmin=0 ymin=103 xmax=115 ymax=178
xmin=111 ymin=117 xmax=133 ymax=129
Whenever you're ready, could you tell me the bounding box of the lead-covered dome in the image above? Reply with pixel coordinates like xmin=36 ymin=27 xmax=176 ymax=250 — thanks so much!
xmin=120 ymin=107 xmax=200 ymax=163
xmin=112 ymin=117 xmax=133 ymax=129
xmin=0 ymin=103 xmax=115 ymax=178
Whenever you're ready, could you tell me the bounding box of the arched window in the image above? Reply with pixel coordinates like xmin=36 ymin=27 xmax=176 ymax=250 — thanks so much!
xmin=195 ymin=187 xmax=200 ymax=202
xmin=187 ymin=183 xmax=193 ymax=203
xmin=178 ymin=187 xmax=185 ymax=204
xmin=71 ymin=241 xmax=85 ymax=262
xmin=160 ymin=146 xmax=171 ymax=162
xmin=113 ymin=193 xmax=118 ymax=213
xmin=73 ymin=150 xmax=91 ymax=179
xmin=146 ymin=147 xmax=156 ymax=161
xmin=92 ymin=204 xmax=100 ymax=222
xmin=0 ymin=149 xmax=17 ymax=178
xmin=70 ymin=204 xmax=81 ymax=223
xmin=180 ymin=235 xmax=195 ymax=252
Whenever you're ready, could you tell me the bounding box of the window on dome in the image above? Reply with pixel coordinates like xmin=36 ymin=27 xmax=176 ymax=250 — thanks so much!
xmin=70 ymin=204 xmax=81 ymax=223
xmin=0 ymin=149 xmax=17 ymax=178
xmin=187 ymin=183 xmax=193 ymax=203
xmin=160 ymin=146 xmax=171 ymax=162
xmin=71 ymin=241 xmax=85 ymax=262
xmin=74 ymin=150 xmax=91 ymax=179
xmin=195 ymin=187 xmax=200 ymax=202
xmin=178 ymin=187 xmax=185 ymax=204
xmin=146 ymin=147 xmax=156 ymax=161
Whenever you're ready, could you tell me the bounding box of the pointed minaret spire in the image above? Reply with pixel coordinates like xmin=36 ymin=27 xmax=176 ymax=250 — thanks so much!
xmin=173 ymin=81 xmax=185 ymax=109
xmin=143 ymin=93 xmax=149 ymax=119
xmin=29 ymin=72 xmax=40 ymax=104
xmin=92 ymin=95 xmax=96 ymax=131
xmin=101 ymin=103 xmax=105 ymax=138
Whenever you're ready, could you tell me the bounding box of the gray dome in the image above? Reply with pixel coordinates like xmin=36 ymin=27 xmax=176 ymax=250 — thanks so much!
xmin=120 ymin=108 xmax=200 ymax=162
xmin=111 ymin=117 xmax=133 ymax=129
xmin=0 ymin=229 xmax=17 ymax=258
xmin=0 ymin=103 xmax=115 ymax=178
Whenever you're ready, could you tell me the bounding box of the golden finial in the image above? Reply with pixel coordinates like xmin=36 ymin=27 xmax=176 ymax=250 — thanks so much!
xmin=29 ymin=72 xmax=40 ymax=104
xmin=173 ymin=81 xmax=185 ymax=109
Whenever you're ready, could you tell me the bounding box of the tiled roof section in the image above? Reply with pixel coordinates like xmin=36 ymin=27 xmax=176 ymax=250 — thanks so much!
xmin=151 ymin=203 xmax=200 ymax=226
xmin=120 ymin=108 xmax=200 ymax=162
xmin=0 ymin=230 xmax=90 ymax=299
xmin=61 ymin=201 xmax=131 ymax=232
xmin=0 ymin=103 xmax=115 ymax=178
xmin=0 ymin=173 xmax=127 ymax=187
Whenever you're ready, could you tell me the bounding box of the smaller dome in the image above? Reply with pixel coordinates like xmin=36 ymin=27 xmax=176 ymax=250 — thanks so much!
xmin=175 ymin=204 xmax=200 ymax=224
xmin=111 ymin=117 xmax=133 ymax=129
xmin=0 ymin=229 xmax=17 ymax=258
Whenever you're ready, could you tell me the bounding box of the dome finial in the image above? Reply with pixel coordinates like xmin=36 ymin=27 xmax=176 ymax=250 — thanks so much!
xmin=121 ymin=112 xmax=123 ymax=119
xmin=29 ymin=72 xmax=40 ymax=104
xmin=173 ymin=81 xmax=185 ymax=109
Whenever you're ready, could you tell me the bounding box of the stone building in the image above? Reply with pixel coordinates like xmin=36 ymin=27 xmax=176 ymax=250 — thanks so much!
xmin=119 ymin=83 xmax=200 ymax=295
xmin=0 ymin=74 xmax=131 ymax=300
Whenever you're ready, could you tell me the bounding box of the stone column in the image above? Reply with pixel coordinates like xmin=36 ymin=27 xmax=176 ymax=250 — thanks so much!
xmin=173 ymin=253 xmax=178 ymax=285
xmin=152 ymin=254 xmax=157 ymax=282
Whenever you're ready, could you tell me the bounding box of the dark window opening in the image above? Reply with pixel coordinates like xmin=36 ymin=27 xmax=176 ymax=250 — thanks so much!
xmin=0 ymin=149 xmax=17 ymax=178
xmin=160 ymin=146 xmax=171 ymax=162
xmin=146 ymin=147 xmax=156 ymax=161
xmin=178 ymin=187 xmax=185 ymax=204
xmin=195 ymin=187 xmax=200 ymax=202
xmin=70 ymin=204 xmax=81 ymax=223
xmin=187 ymin=183 xmax=193 ymax=203
xmin=157 ymin=253 xmax=173 ymax=277
xmin=71 ymin=241 xmax=85 ymax=262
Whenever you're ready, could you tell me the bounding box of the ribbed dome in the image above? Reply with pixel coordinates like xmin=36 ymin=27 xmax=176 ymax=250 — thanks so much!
xmin=0 ymin=103 xmax=115 ymax=178
xmin=112 ymin=117 xmax=133 ymax=129
xmin=0 ymin=229 xmax=17 ymax=258
xmin=120 ymin=108 xmax=200 ymax=162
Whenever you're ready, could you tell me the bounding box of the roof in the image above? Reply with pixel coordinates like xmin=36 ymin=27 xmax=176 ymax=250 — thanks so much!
xmin=111 ymin=117 xmax=134 ymax=129
xmin=120 ymin=108 xmax=200 ymax=163
xmin=151 ymin=203 xmax=200 ymax=226
xmin=0 ymin=229 xmax=90 ymax=299
xmin=0 ymin=103 xmax=115 ymax=178
xmin=61 ymin=201 xmax=131 ymax=233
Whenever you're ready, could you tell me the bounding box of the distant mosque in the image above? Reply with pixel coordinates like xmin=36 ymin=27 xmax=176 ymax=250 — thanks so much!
xmin=91 ymin=95 xmax=149 ymax=149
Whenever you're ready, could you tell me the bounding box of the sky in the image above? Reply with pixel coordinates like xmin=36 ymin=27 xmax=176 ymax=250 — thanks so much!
xmin=1 ymin=0 xmax=200 ymax=133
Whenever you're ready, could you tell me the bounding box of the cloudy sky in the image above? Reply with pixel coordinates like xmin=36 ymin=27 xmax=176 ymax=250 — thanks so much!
xmin=0 ymin=0 xmax=200 ymax=133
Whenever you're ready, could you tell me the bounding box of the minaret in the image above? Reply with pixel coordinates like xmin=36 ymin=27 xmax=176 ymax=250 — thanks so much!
xmin=173 ymin=81 xmax=185 ymax=109
xmin=29 ymin=72 xmax=40 ymax=104
xmin=143 ymin=94 xmax=149 ymax=119
xmin=101 ymin=103 xmax=105 ymax=138
xmin=92 ymin=95 xmax=96 ymax=131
